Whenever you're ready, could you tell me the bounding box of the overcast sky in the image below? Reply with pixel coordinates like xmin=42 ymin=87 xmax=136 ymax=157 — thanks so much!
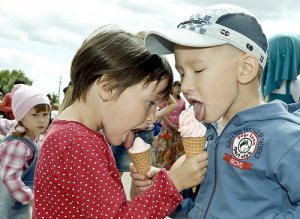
xmin=0 ymin=0 xmax=299 ymax=101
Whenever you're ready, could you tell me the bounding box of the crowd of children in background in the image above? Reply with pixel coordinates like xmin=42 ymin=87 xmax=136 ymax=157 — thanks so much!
xmin=0 ymin=3 xmax=300 ymax=219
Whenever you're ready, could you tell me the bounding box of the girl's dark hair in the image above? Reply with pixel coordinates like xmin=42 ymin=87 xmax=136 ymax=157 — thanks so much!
xmin=70 ymin=25 xmax=173 ymax=103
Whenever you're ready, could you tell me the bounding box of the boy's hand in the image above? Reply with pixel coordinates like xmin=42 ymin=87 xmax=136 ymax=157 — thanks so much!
xmin=169 ymin=152 xmax=208 ymax=192
xmin=130 ymin=163 xmax=161 ymax=193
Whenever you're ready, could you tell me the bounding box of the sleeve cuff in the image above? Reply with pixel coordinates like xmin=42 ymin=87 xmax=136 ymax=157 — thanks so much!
xmin=155 ymin=168 xmax=183 ymax=204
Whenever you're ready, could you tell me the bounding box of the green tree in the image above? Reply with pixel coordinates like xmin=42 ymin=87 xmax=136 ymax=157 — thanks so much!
xmin=47 ymin=93 xmax=59 ymax=105
xmin=0 ymin=69 xmax=32 ymax=94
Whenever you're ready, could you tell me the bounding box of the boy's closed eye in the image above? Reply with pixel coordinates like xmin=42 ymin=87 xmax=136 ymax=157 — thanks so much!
xmin=194 ymin=68 xmax=205 ymax=73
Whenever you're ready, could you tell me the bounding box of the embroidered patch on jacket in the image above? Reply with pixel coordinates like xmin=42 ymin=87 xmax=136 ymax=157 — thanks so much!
xmin=224 ymin=128 xmax=264 ymax=170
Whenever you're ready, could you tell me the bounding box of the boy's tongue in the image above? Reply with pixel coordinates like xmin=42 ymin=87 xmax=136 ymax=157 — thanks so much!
xmin=124 ymin=131 xmax=135 ymax=149
xmin=193 ymin=102 xmax=205 ymax=122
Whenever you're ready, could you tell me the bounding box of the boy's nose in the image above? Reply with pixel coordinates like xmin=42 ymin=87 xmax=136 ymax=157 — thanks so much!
xmin=181 ymin=78 xmax=193 ymax=96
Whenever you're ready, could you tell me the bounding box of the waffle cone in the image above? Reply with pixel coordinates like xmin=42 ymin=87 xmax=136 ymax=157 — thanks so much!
xmin=128 ymin=148 xmax=151 ymax=175
xmin=182 ymin=136 xmax=206 ymax=192
xmin=182 ymin=137 xmax=206 ymax=158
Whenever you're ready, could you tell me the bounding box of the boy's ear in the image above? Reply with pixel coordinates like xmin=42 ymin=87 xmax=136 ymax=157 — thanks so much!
xmin=238 ymin=54 xmax=260 ymax=84
xmin=97 ymin=77 xmax=114 ymax=102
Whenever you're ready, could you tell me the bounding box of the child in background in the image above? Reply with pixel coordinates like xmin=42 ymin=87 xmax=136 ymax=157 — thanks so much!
xmin=155 ymin=80 xmax=186 ymax=170
xmin=132 ymin=3 xmax=300 ymax=218
xmin=33 ymin=25 xmax=208 ymax=218
xmin=261 ymin=32 xmax=300 ymax=103
xmin=0 ymin=84 xmax=50 ymax=218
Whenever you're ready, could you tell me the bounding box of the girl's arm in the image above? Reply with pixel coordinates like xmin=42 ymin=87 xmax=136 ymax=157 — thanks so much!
xmin=163 ymin=116 xmax=178 ymax=131
xmin=1 ymin=140 xmax=33 ymax=204
xmin=0 ymin=118 xmax=17 ymax=136
xmin=130 ymin=153 xmax=208 ymax=193
xmin=57 ymin=144 xmax=183 ymax=218
xmin=163 ymin=98 xmax=186 ymax=131
xmin=156 ymin=95 xmax=177 ymax=120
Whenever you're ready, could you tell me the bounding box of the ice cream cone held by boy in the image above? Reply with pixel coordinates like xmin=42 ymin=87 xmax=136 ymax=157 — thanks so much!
xmin=178 ymin=105 xmax=207 ymax=157
xmin=178 ymin=105 xmax=207 ymax=192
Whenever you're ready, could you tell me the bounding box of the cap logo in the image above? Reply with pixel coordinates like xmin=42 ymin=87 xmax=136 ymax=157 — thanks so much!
xmin=37 ymin=95 xmax=48 ymax=103
xmin=38 ymin=96 xmax=44 ymax=101
xmin=177 ymin=15 xmax=212 ymax=34
xmin=178 ymin=19 xmax=208 ymax=26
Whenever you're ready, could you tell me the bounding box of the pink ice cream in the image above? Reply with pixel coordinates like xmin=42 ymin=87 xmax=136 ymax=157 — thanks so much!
xmin=128 ymin=137 xmax=151 ymax=153
xmin=178 ymin=106 xmax=206 ymax=137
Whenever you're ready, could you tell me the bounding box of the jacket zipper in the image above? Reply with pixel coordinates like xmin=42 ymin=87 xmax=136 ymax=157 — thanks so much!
xmin=204 ymin=115 xmax=237 ymax=218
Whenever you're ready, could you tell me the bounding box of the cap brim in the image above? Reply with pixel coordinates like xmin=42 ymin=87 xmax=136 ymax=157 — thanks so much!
xmin=145 ymin=29 xmax=227 ymax=55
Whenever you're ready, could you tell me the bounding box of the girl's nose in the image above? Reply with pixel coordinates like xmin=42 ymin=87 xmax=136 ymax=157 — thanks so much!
xmin=147 ymin=107 xmax=156 ymax=124
xmin=40 ymin=115 xmax=47 ymax=122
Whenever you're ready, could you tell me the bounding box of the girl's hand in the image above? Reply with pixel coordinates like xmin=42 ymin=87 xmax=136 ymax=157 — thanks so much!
xmin=129 ymin=163 xmax=161 ymax=193
xmin=169 ymin=152 xmax=208 ymax=192
xmin=29 ymin=200 xmax=34 ymax=206
xmin=172 ymin=125 xmax=179 ymax=132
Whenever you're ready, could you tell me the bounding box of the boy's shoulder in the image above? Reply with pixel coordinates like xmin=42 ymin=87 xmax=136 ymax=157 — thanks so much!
xmin=239 ymin=101 xmax=299 ymax=121
xmin=236 ymin=101 xmax=300 ymax=143
xmin=287 ymin=102 xmax=300 ymax=113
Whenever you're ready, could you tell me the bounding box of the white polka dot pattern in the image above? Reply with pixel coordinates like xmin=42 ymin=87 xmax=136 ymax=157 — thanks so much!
xmin=33 ymin=120 xmax=182 ymax=218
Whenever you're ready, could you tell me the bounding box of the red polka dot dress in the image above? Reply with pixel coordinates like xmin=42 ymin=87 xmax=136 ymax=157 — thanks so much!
xmin=33 ymin=120 xmax=182 ymax=218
